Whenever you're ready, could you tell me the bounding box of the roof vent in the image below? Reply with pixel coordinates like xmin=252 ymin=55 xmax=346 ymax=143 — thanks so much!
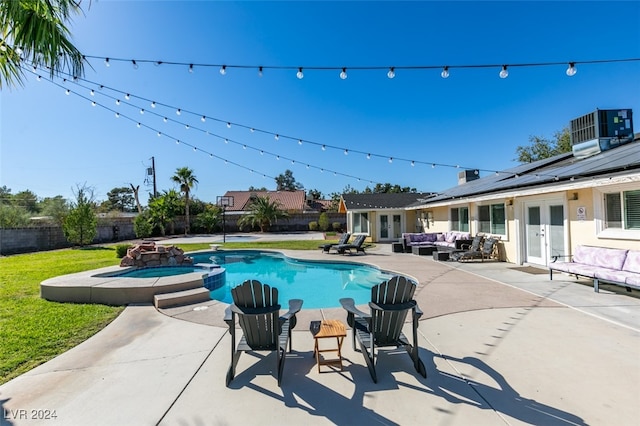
xmin=570 ymin=109 xmax=634 ymax=158
xmin=458 ymin=169 xmax=480 ymax=185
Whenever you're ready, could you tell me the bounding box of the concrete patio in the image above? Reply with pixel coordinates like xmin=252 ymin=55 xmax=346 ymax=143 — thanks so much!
xmin=1 ymin=237 xmax=639 ymax=425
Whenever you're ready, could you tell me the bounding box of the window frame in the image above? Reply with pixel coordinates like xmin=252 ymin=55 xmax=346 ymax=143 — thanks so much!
xmin=597 ymin=185 xmax=640 ymax=240
xmin=351 ymin=212 xmax=370 ymax=235
xmin=450 ymin=206 xmax=469 ymax=232
xmin=476 ymin=202 xmax=507 ymax=237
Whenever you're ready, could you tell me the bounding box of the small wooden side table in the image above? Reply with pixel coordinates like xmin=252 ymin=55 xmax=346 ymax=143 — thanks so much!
xmin=310 ymin=319 xmax=347 ymax=372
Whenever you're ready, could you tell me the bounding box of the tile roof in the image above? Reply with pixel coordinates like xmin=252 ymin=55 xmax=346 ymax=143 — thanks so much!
xmin=221 ymin=190 xmax=307 ymax=211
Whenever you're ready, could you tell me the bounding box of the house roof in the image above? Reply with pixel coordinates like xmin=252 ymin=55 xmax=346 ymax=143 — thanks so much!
xmin=412 ymin=139 xmax=640 ymax=207
xmin=222 ymin=190 xmax=306 ymax=211
xmin=341 ymin=192 xmax=435 ymax=211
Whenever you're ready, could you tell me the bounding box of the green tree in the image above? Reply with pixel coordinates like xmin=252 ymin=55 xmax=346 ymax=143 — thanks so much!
xmin=171 ymin=167 xmax=198 ymax=235
xmin=12 ymin=190 xmax=38 ymax=213
xmin=0 ymin=185 xmax=12 ymax=205
xmin=195 ymin=204 xmax=221 ymax=233
xmin=0 ymin=204 xmax=30 ymax=228
xmin=62 ymin=185 xmax=97 ymax=246
xmin=237 ymin=196 xmax=289 ymax=232
xmin=147 ymin=189 xmax=181 ymax=236
xmin=318 ymin=212 xmax=330 ymax=232
xmin=515 ymin=127 xmax=572 ymax=163
xmin=0 ymin=0 xmax=86 ymax=88
xmin=133 ymin=211 xmax=153 ymax=238
xmin=248 ymin=185 xmax=268 ymax=191
xmin=307 ymin=189 xmax=323 ymax=200
xmin=275 ymin=169 xmax=303 ymax=191
xmin=39 ymin=195 xmax=68 ymax=225
xmin=101 ymin=187 xmax=135 ymax=212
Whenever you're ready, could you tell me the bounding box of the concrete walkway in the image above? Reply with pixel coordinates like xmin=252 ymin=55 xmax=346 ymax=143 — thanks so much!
xmin=1 ymin=238 xmax=639 ymax=425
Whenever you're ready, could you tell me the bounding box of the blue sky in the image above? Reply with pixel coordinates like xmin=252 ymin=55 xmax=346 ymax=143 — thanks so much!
xmin=2 ymin=1 xmax=639 ymax=204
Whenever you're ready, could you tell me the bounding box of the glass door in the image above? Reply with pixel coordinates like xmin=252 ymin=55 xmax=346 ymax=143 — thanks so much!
xmin=378 ymin=213 xmax=403 ymax=241
xmin=525 ymin=201 xmax=565 ymax=266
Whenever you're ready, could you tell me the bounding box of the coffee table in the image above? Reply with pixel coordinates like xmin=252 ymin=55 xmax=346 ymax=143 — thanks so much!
xmin=310 ymin=319 xmax=347 ymax=372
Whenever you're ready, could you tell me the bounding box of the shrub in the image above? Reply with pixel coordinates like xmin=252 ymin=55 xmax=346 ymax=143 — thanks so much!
xmin=332 ymin=222 xmax=342 ymax=232
xmin=318 ymin=212 xmax=330 ymax=231
xmin=134 ymin=213 xmax=153 ymax=238
xmin=308 ymin=221 xmax=319 ymax=231
xmin=115 ymin=244 xmax=131 ymax=258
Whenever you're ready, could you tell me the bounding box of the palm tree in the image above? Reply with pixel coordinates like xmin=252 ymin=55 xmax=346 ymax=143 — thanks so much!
xmin=171 ymin=167 xmax=198 ymax=235
xmin=1 ymin=0 xmax=85 ymax=88
xmin=237 ymin=196 xmax=289 ymax=232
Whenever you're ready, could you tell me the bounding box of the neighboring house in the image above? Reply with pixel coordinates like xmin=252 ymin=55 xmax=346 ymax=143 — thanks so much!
xmin=338 ymin=192 xmax=435 ymax=242
xmin=341 ymin=135 xmax=640 ymax=267
xmin=221 ymin=190 xmax=308 ymax=213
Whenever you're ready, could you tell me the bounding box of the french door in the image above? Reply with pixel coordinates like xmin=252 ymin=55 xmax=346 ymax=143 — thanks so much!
xmin=524 ymin=201 xmax=565 ymax=266
xmin=379 ymin=214 xmax=402 ymax=241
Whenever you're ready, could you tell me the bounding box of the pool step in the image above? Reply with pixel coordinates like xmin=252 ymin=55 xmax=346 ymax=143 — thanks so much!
xmin=154 ymin=287 xmax=211 ymax=309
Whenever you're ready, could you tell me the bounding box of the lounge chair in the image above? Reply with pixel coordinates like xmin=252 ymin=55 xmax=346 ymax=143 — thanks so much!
xmin=224 ymin=280 xmax=303 ymax=387
xmin=319 ymin=233 xmax=350 ymax=253
xmin=453 ymin=236 xmax=499 ymax=262
xmin=339 ymin=275 xmax=427 ymax=383
xmin=449 ymin=234 xmax=484 ymax=261
xmin=333 ymin=234 xmax=368 ymax=255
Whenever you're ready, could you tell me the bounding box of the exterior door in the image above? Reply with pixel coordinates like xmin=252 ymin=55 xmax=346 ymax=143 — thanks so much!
xmin=379 ymin=214 xmax=402 ymax=241
xmin=525 ymin=201 xmax=565 ymax=266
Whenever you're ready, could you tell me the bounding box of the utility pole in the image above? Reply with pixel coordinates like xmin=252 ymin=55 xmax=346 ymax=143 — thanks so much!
xmin=151 ymin=156 xmax=157 ymax=198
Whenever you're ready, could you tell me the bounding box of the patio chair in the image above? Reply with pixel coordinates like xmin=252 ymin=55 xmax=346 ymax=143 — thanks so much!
xmin=450 ymin=234 xmax=484 ymax=261
xmin=333 ymin=234 xmax=368 ymax=255
xmin=224 ymin=279 xmax=303 ymax=387
xmin=319 ymin=232 xmax=350 ymax=253
xmin=454 ymin=237 xmax=499 ymax=262
xmin=339 ymin=275 xmax=427 ymax=383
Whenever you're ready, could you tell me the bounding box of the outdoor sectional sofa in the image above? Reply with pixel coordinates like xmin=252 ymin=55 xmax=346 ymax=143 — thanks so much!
xmin=549 ymin=245 xmax=640 ymax=292
xmin=400 ymin=232 xmax=473 ymax=254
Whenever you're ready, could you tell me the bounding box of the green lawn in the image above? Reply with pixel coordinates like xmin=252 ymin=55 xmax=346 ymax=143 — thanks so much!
xmin=0 ymin=238 xmax=338 ymax=385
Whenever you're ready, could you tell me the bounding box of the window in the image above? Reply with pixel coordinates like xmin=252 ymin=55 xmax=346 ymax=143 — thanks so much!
xmin=352 ymin=212 xmax=369 ymax=233
xmin=450 ymin=207 xmax=469 ymax=232
xmin=605 ymin=190 xmax=640 ymax=230
xmin=478 ymin=203 xmax=506 ymax=235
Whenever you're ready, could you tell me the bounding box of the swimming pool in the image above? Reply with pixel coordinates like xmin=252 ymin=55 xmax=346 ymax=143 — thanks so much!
xmin=191 ymin=250 xmax=396 ymax=309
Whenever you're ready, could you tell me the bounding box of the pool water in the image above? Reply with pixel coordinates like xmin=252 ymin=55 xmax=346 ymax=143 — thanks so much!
xmin=111 ymin=266 xmax=200 ymax=278
xmin=191 ymin=250 xmax=395 ymax=309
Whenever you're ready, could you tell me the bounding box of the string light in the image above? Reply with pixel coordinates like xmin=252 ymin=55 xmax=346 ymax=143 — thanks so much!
xmin=151 ymin=101 xmax=156 ymax=108
xmin=104 ymin=58 xmax=110 ymax=67
xmin=296 ymin=67 xmax=304 ymax=79
xmin=441 ymin=66 xmax=449 ymax=78
xmin=50 ymin=69 xmax=590 ymax=183
xmin=189 ymin=64 xmax=193 ymax=73
xmin=499 ymin=65 xmax=509 ymax=79
xmin=275 ymin=134 xmax=279 ymax=140
xmin=115 ymin=99 xmax=120 ymax=105
xmin=176 ymin=109 xmax=181 ymax=115
xmin=340 ymin=67 xmax=347 ymax=79
xmin=201 ymin=116 xmax=206 ymax=122
xmin=226 ymin=122 xmax=231 ymax=128
xmin=132 ymin=60 xmax=138 ymax=69
xmin=566 ymin=62 xmax=577 ymax=76
xmin=125 ymin=93 xmax=130 ymax=100
xmin=387 ymin=67 xmax=395 ymax=79
xmin=344 ymin=149 xmax=349 ymax=155
xmin=220 ymin=65 xmax=226 ymax=75
xmin=258 ymin=66 xmax=263 ymax=77
xmin=90 ymin=89 xmax=95 ymax=96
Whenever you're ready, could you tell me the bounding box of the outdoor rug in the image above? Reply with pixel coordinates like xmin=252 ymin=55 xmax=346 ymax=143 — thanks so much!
xmin=509 ymin=266 xmax=549 ymax=275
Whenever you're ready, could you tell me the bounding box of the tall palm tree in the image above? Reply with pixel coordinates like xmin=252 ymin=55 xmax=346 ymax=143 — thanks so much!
xmin=237 ymin=196 xmax=289 ymax=232
xmin=1 ymin=0 xmax=85 ymax=88
xmin=171 ymin=167 xmax=198 ymax=235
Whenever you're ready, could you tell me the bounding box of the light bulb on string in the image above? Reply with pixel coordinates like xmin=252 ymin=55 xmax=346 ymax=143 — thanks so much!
xmin=366 ymin=153 xmax=371 ymax=159
xmin=115 ymin=112 xmax=119 ymax=118
xmin=157 ymin=132 xmax=162 ymax=137
xmin=411 ymin=161 xmax=415 ymax=167
xmin=220 ymin=65 xmax=226 ymax=75
xmin=185 ymin=125 xmax=190 ymax=130
xmin=388 ymin=157 xmax=393 ymax=163
xmin=65 ymin=89 xmax=70 ymax=95
xmin=91 ymin=101 xmax=96 ymax=106
xmin=193 ymin=147 xmax=197 ymax=151
xmin=275 ymin=134 xmax=279 ymax=140
xmin=441 ymin=66 xmax=449 ymax=78
xmin=298 ymin=139 xmax=302 ymax=145
xmin=163 ymin=117 xmax=168 ymax=122
xmin=224 ymin=139 xmax=228 ymax=144
xmin=104 ymin=58 xmax=110 ymax=67
xmin=36 ymin=75 xmax=41 ymax=81
xmin=125 ymin=94 xmax=130 ymax=100
xmin=297 ymin=67 xmax=304 ymax=79
xmin=344 ymin=149 xmax=348 ymax=155
xmin=132 ymin=60 xmax=138 ymax=69
xmin=201 ymin=116 xmax=206 ymax=122
xmin=387 ymin=67 xmax=395 ymax=79
xmin=176 ymin=109 xmax=181 ymax=115
xmin=340 ymin=68 xmax=347 ymax=79
xmin=115 ymin=99 xmax=120 ymax=105
xmin=250 ymin=128 xmax=255 ymax=133
xmin=90 ymin=90 xmax=94 ymax=96
xmin=566 ymin=62 xmax=577 ymax=76
xmin=321 ymin=145 xmax=326 ymax=151
xmin=151 ymin=102 xmax=156 ymax=108
xmin=136 ymin=123 xmax=141 ymax=128
xmin=258 ymin=66 xmax=263 ymax=77
xmin=140 ymin=109 xmax=145 ymax=114
xmin=226 ymin=122 xmax=231 ymax=128
xmin=189 ymin=64 xmax=193 ymax=73
xmin=499 ymin=65 xmax=509 ymax=78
